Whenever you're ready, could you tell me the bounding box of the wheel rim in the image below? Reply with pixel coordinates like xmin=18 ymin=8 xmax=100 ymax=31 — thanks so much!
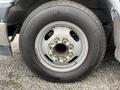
xmin=35 ymin=21 xmax=89 ymax=72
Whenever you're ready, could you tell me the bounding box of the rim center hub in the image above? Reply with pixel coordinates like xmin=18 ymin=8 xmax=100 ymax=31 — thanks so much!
xmin=48 ymin=37 xmax=74 ymax=63
xmin=54 ymin=43 xmax=68 ymax=56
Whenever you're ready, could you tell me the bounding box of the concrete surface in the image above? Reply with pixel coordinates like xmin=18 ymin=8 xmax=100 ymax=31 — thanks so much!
xmin=0 ymin=35 xmax=120 ymax=90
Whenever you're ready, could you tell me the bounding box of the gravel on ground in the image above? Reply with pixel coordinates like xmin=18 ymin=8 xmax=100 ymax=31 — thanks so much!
xmin=0 ymin=35 xmax=120 ymax=90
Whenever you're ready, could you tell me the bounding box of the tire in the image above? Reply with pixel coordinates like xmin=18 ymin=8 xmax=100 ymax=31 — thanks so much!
xmin=19 ymin=1 xmax=106 ymax=82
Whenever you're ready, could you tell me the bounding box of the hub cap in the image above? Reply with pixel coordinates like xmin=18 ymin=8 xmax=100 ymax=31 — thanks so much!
xmin=35 ymin=21 xmax=89 ymax=72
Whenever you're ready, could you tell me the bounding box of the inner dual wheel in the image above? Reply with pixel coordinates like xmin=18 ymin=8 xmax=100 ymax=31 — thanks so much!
xmin=19 ymin=1 xmax=106 ymax=82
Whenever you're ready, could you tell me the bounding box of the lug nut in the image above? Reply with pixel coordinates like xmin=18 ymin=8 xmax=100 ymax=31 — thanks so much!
xmin=69 ymin=53 xmax=73 ymax=57
xmin=49 ymin=46 xmax=53 ymax=49
xmin=49 ymin=54 xmax=53 ymax=57
xmin=62 ymin=38 xmax=68 ymax=44
xmin=49 ymin=51 xmax=53 ymax=57
xmin=69 ymin=44 xmax=74 ymax=50
xmin=48 ymin=43 xmax=54 ymax=49
xmin=54 ymin=38 xmax=60 ymax=43
xmin=55 ymin=58 xmax=59 ymax=62
xmin=62 ymin=57 xmax=67 ymax=62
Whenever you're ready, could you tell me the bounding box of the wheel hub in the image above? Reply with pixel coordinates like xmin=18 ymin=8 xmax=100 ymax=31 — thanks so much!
xmin=48 ymin=38 xmax=74 ymax=63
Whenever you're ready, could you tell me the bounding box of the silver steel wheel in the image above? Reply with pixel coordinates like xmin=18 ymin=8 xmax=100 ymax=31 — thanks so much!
xmin=35 ymin=21 xmax=89 ymax=72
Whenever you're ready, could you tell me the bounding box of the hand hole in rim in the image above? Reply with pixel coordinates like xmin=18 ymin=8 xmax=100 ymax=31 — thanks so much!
xmin=70 ymin=31 xmax=79 ymax=42
xmin=44 ymin=30 xmax=54 ymax=40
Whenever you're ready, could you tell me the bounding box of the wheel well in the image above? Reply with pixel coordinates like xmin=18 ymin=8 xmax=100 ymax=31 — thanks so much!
xmin=8 ymin=0 xmax=113 ymax=38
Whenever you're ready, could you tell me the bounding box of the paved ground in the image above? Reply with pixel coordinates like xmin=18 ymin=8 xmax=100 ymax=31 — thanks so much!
xmin=0 ymin=35 xmax=120 ymax=90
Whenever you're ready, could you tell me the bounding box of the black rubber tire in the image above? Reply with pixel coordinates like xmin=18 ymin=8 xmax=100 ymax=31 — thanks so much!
xmin=19 ymin=1 xmax=106 ymax=82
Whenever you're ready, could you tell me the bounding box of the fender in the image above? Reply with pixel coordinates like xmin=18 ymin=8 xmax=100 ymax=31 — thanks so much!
xmin=105 ymin=0 xmax=120 ymax=61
